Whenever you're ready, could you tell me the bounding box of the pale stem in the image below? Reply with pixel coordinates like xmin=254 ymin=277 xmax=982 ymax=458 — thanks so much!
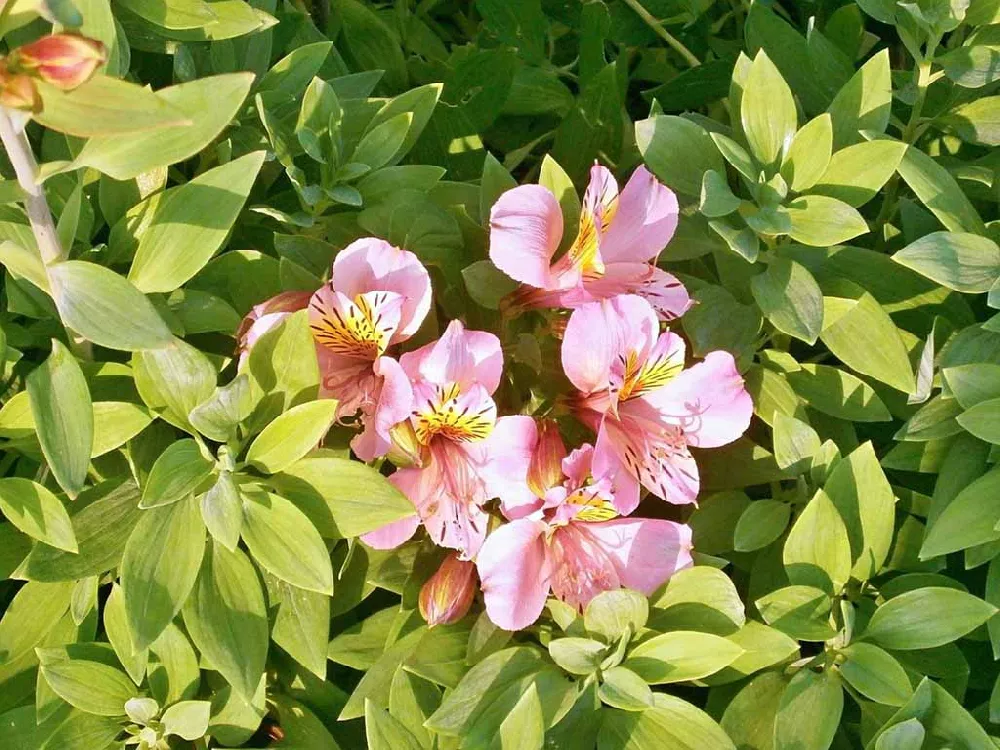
xmin=621 ymin=0 xmax=702 ymax=68
xmin=0 ymin=107 xmax=64 ymax=265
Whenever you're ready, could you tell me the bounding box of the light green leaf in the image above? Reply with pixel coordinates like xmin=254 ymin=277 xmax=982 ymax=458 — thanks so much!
xmin=624 ymin=631 xmax=744 ymax=684
xmin=635 ymin=115 xmax=726 ymax=196
xmin=548 ymin=638 xmax=606 ymax=675
xmin=128 ymin=152 xmax=265 ymax=293
xmin=772 ymin=414 xmax=821 ymax=473
xmin=0 ymin=478 xmax=76 ymax=552
xmin=786 ymin=364 xmax=891 ymax=421
xmin=752 ymin=257 xmax=824 ymax=344
xmin=598 ymin=693 xmax=736 ymax=750
xmin=811 ymin=140 xmax=907 ymax=206
xmin=200 ymin=472 xmax=243 ymax=552
xmin=91 ymin=401 xmax=153 ymax=457
xmin=838 ymin=642 xmax=912 ymax=706
xmin=741 ymin=50 xmax=797 ymax=165
xmin=920 ymin=468 xmax=1000 ymax=557
xmin=0 ymin=581 xmax=73 ymax=664
xmin=781 ymin=113 xmax=833 ymax=192
xmin=957 ymin=397 xmax=1000 ymax=443
xmin=140 ymin=439 xmax=214 ymax=509
xmin=896 ymin=144 xmax=986 ymax=234
xmin=785 ymin=195 xmax=868 ymax=246
xmin=826 ymin=49 xmax=892 ymax=148
xmin=783 ymin=488 xmax=853 ymax=593
xmin=244 ymin=400 xmax=338 ymax=474
xmin=862 ymin=587 xmax=997 ymax=650
xmin=940 ymin=95 xmax=1000 ymax=145
xmin=583 ymin=589 xmax=648 ymax=643
xmin=48 ymin=261 xmax=172 ymax=351
xmin=161 ymin=700 xmax=211 ymax=740
xmin=774 ymin=669 xmax=843 ymax=750
xmin=241 ymin=492 xmax=333 ymax=594
xmin=756 ymin=585 xmax=836 ymax=641
xmin=269 ymin=574 xmax=330 ymax=679
xmin=40 ymin=660 xmax=138 ymax=716
xmin=893 ymin=231 xmax=1000 ymax=293
xmin=188 ymin=374 xmax=254 ymax=443
xmin=271 ymin=454 xmax=417 ymax=538
xmin=182 ymin=542 xmax=268 ymax=700
xmin=598 ymin=666 xmax=653 ymax=711
xmin=121 ymin=497 xmax=206 ymax=650
xmin=117 ymin=0 xmax=214 ymax=29
xmin=720 ymin=672 xmax=788 ymax=749
xmin=875 ymin=719 xmax=925 ymax=750
xmin=26 ymin=340 xmax=93 ymax=498
xmin=103 ymin=583 xmax=147 ymax=685
xmin=258 ymin=42 xmax=333 ymax=99
xmin=353 ymin=113 xmax=413 ymax=172
xmin=133 ymin=337 xmax=217 ymax=434
xmin=366 ymin=700 xmax=422 ymax=750
xmin=734 ymin=499 xmax=791 ymax=552
xmin=699 ymin=170 xmax=741 ymax=218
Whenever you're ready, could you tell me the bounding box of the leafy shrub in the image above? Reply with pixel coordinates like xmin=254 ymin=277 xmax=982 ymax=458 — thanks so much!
xmin=2 ymin=0 xmax=1000 ymax=748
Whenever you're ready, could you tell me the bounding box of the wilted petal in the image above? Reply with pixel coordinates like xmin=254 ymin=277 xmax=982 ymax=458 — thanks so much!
xmin=581 ymin=517 xmax=693 ymax=594
xmin=477 ymin=517 xmax=551 ymax=631
xmin=643 ymin=350 xmax=753 ymax=448
xmin=489 ymin=185 xmax=563 ymax=289
xmin=600 ymin=166 xmax=679 ymax=264
xmin=331 ymin=237 xmax=432 ymax=342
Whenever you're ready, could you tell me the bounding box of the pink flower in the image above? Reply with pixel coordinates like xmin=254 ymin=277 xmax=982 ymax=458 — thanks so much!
xmin=361 ymin=320 xmax=537 ymax=558
xmin=308 ymin=237 xmax=432 ymax=461
xmin=562 ymin=294 xmax=752 ymax=511
xmin=477 ymin=440 xmax=693 ymax=631
xmin=419 ymin=552 xmax=478 ymax=627
xmin=489 ymin=164 xmax=691 ymax=320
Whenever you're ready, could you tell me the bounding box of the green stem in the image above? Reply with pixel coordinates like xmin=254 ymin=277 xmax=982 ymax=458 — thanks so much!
xmin=621 ymin=0 xmax=701 ymax=68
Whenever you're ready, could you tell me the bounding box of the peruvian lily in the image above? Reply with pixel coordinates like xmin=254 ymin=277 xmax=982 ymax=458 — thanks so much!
xmin=562 ymin=294 xmax=752 ymax=512
xmin=477 ymin=438 xmax=693 ymax=631
xmin=362 ymin=320 xmax=537 ymax=558
xmin=488 ymin=164 xmax=691 ymax=320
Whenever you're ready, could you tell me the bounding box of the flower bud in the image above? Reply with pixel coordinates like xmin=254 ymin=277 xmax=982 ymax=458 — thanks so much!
xmin=0 ymin=65 xmax=39 ymax=111
xmin=527 ymin=419 xmax=567 ymax=498
xmin=419 ymin=553 xmax=477 ymax=627
xmin=12 ymin=34 xmax=106 ymax=91
xmin=385 ymin=419 xmax=425 ymax=469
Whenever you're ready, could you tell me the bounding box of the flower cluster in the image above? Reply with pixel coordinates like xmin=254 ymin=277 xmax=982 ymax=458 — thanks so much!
xmin=239 ymin=166 xmax=752 ymax=631
xmin=0 ymin=33 xmax=105 ymax=111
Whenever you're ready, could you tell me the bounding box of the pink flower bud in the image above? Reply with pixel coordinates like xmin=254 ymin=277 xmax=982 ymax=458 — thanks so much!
xmin=0 ymin=64 xmax=39 ymax=111
xmin=236 ymin=290 xmax=312 ymax=363
xmin=419 ymin=553 xmax=477 ymax=627
xmin=527 ymin=419 xmax=567 ymax=498
xmin=12 ymin=34 xmax=106 ymax=91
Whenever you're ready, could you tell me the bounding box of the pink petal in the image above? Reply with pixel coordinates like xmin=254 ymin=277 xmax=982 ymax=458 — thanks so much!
xmin=477 ymin=518 xmax=551 ymax=631
xmin=643 ymin=351 xmax=753 ymax=448
xmin=480 ymin=416 xmax=540 ymax=520
xmin=638 ymin=267 xmax=692 ymax=321
xmin=361 ymin=471 xmax=421 ymax=549
xmin=309 ymin=285 xmax=404 ymax=360
xmin=585 ymin=264 xmax=692 ymax=322
xmin=331 ymin=238 xmax=433 ymax=342
xmin=488 ymin=184 xmax=562 ymax=289
xmin=352 ymin=356 xmax=414 ymax=462
xmin=411 ymin=380 xmax=497 ymax=446
xmin=561 ymin=300 xmax=616 ymax=395
xmin=548 ymin=522 xmax=621 ymax=611
xmin=581 ymin=517 xmax=693 ymax=594
xmin=401 ymin=320 xmax=503 ymax=394
xmin=599 ymin=166 xmax=679 ymax=264
xmin=316 ymin=348 xmax=373 ymax=409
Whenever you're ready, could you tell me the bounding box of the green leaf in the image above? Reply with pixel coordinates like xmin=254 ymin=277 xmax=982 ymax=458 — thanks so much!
xmin=61 ymin=74 xmax=254 ymax=181
xmin=942 ymin=363 xmax=1000 ymax=408
xmin=121 ymin=497 xmax=206 ymax=650
xmin=161 ymin=700 xmax=211 ymax=740
xmin=783 ymin=488 xmax=853 ymax=593
xmin=257 ymin=42 xmax=333 ymax=100
xmin=26 ymin=340 xmax=93 ymax=498
xmin=182 ymin=542 xmax=268 ymax=700
xmin=892 ymin=231 xmax=1000 ymax=293
xmin=538 ymin=154 xmax=581 ymax=246
xmin=245 ymin=310 xmax=319 ymax=406
xmin=147 ymin=622 xmax=201 ymax=706
xmin=920 ymin=468 xmax=1000 ymax=557
xmin=0 ymin=478 xmax=76 ymax=552
xmin=774 ymin=669 xmax=843 ymax=750
xmin=781 ymin=114 xmax=833 ymax=192
xmin=649 ymin=565 xmax=745 ymax=633
xmin=269 ymin=575 xmax=330 ymax=679
xmin=772 ymin=413 xmax=821 ymax=473
xmin=875 ymin=719 xmax=925 ymax=750
xmin=870 ymin=678 xmax=993 ymax=749
xmin=699 ymin=170 xmax=741 ymax=218
xmin=116 ymin=0 xmax=214 ymax=29
xmin=957 ymin=397 xmax=1000 ymax=443
xmin=741 ymin=50 xmax=797 ymax=165
xmin=271 ymin=454 xmax=417 ymax=538
xmin=826 ymin=49 xmax=892 ymax=148
xmin=548 ymin=638 xmax=606 ymax=675
xmin=91 ymin=401 xmax=153 ymax=458
xmin=133 ymin=337 xmax=217 ymax=434
xmin=786 ymin=364 xmax=891 ymax=422
xmin=353 ymin=113 xmax=413 ymax=172
xmin=40 ymin=660 xmax=138 ymax=717
xmin=200 ymin=472 xmax=243 ymax=552
xmin=16 ymin=481 xmax=142 ymax=582
xmin=583 ymin=589 xmax=648 ymax=643
xmin=103 ymin=583 xmax=147 ymax=685
xmin=862 ymin=587 xmax=997 ymax=650
xmin=838 ymin=642 xmax=912 ymax=706
xmin=33 ymin=75 xmax=190 ymax=137
xmin=940 ymin=95 xmax=1000 ymax=145
xmin=48 ymin=261 xmax=172 ymax=351
xmin=366 ymin=700 xmax=422 ymax=750
xmin=128 ymin=152 xmax=265 ymax=293
xmin=244 ymin=400 xmax=338 ymax=474
xmin=756 ymin=585 xmax=836 ymax=641
xmin=635 ymin=115 xmax=726 ymax=196
xmin=0 ymin=581 xmax=73 ymax=664
xmin=734 ymin=499 xmax=791 ymax=552
xmin=241 ymin=492 xmax=333 ymax=595
xmin=598 ymin=693 xmax=736 ymax=750
xmin=752 ymin=258 xmax=824 ymax=344
xmin=820 ymin=283 xmax=915 ymax=393
xmin=720 ymin=672 xmax=788 ymax=749
xmin=624 ymin=631 xmax=744 ymax=684
xmin=811 ymin=140 xmax=907 ymax=207
xmin=896 ymin=144 xmax=986 ymax=234
xmin=189 ymin=375 xmax=254 ymax=443
xmin=140 ymin=439 xmax=214 ymax=509
xmin=785 ymin=195 xmax=868 ymax=246
xmin=598 ymin=666 xmax=653 ymax=711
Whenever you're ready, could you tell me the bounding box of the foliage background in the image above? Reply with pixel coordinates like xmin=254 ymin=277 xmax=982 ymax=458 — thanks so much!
xmin=2 ymin=0 xmax=1000 ymax=747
